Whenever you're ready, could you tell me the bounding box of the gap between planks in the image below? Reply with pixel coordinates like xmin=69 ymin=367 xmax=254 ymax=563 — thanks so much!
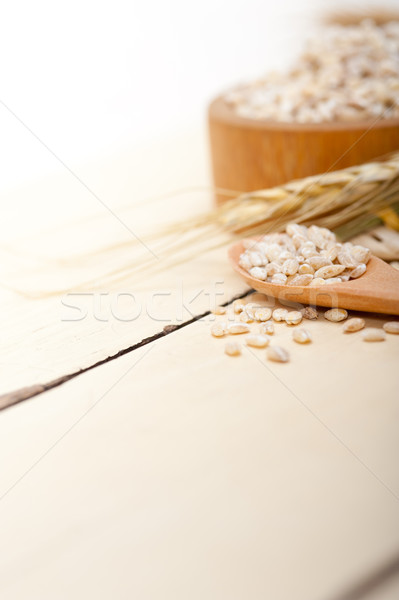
xmin=0 ymin=289 xmax=253 ymax=412
xmin=330 ymin=551 xmax=399 ymax=600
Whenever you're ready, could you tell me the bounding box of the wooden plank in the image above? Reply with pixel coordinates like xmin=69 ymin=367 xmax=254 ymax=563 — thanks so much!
xmin=0 ymin=129 xmax=252 ymax=394
xmin=0 ymin=309 xmax=398 ymax=599
xmin=0 ymin=242 xmax=247 ymax=395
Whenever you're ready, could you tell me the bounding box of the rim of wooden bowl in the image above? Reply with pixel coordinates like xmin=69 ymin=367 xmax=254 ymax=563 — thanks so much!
xmin=209 ymin=95 xmax=399 ymax=133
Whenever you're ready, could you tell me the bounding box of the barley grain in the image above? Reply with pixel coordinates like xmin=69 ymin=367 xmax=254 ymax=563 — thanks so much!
xmin=211 ymin=306 xmax=226 ymax=315
xmin=249 ymin=267 xmax=267 ymax=280
xmin=211 ymin=323 xmax=226 ymax=337
xmin=350 ymin=246 xmax=370 ymax=265
xmin=225 ymin=21 xmax=399 ymax=124
xmin=273 ymin=308 xmax=288 ymax=322
xmin=301 ymin=246 xmax=318 ymax=259
xmin=292 ymin=328 xmax=312 ymax=343
xmin=238 ymin=255 xmax=252 ymax=270
xmin=287 ymin=223 xmax=307 ymax=237
xmin=287 ymin=274 xmax=313 ymax=286
xmin=298 ymin=263 xmax=314 ymax=275
xmin=246 ymin=334 xmax=270 ymax=348
xmin=309 ymin=277 xmax=326 ymax=286
xmin=349 ymin=263 xmax=367 ymax=279
xmin=271 ymin=273 xmax=288 ymax=285
xmin=302 ymin=306 xmax=318 ymax=320
xmin=240 ymin=311 xmax=254 ymax=323
xmin=337 ymin=249 xmax=358 ymax=268
xmin=282 ymin=258 xmax=299 ymax=276
xmin=324 ymin=277 xmax=343 ymax=284
xmin=225 ymin=342 xmax=241 ymax=356
xmin=228 ymin=322 xmax=250 ymax=334
xmin=244 ymin=303 xmax=258 ymax=319
xmin=233 ymin=300 xmax=245 ymax=314
xmin=314 ymin=264 xmax=346 ymax=279
xmin=324 ymin=308 xmax=348 ymax=322
xmin=265 ymin=244 xmax=282 ymax=262
xmin=267 ymin=345 xmax=289 ymax=363
xmin=362 ymin=328 xmax=386 ymax=342
xmin=254 ymin=307 xmax=272 ymax=321
xmin=307 ymin=256 xmax=332 ymax=270
xmin=326 ymin=246 xmax=339 ymax=262
xmin=383 ymin=321 xmax=399 ymax=334
xmin=343 ymin=317 xmax=365 ymax=332
xmin=260 ymin=321 xmax=275 ymax=335
xmin=249 ymin=251 xmax=264 ymax=267
xmin=238 ymin=225 xmax=370 ymax=288
xmin=267 ymin=262 xmax=283 ymax=276
xmin=279 ymin=250 xmax=294 ymax=261
xmin=285 ymin=311 xmax=303 ymax=325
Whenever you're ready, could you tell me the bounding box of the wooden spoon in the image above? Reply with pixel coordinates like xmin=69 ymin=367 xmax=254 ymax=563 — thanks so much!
xmin=229 ymin=239 xmax=399 ymax=315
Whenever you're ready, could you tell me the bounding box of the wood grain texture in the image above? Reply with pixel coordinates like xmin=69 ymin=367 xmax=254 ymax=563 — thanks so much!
xmin=229 ymin=240 xmax=399 ymax=314
xmin=0 ymin=130 xmax=240 ymax=395
xmin=0 ymin=308 xmax=398 ymax=600
xmin=0 ymin=135 xmax=399 ymax=600
xmin=209 ymin=96 xmax=399 ymax=201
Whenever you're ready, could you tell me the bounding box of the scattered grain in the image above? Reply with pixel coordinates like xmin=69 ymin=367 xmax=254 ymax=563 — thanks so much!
xmin=211 ymin=323 xmax=226 ymax=337
xmin=273 ymin=308 xmax=288 ymax=322
xmin=211 ymin=306 xmax=226 ymax=315
xmin=244 ymin=303 xmax=258 ymax=319
xmin=225 ymin=342 xmax=241 ymax=356
xmin=383 ymin=321 xmax=399 ymax=334
xmin=292 ymin=328 xmax=312 ymax=343
xmin=260 ymin=321 xmax=275 ymax=335
xmin=302 ymin=306 xmax=318 ymax=320
xmin=239 ymin=311 xmax=254 ymax=323
xmin=343 ymin=317 xmax=365 ymax=332
xmin=362 ymin=328 xmax=386 ymax=342
xmin=254 ymin=307 xmax=272 ymax=321
xmin=324 ymin=308 xmax=348 ymax=322
xmin=246 ymin=334 xmax=270 ymax=348
xmin=233 ymin=300 xmax=245 ymax=314
xmin=267 ymin=345 xmax=289 ymax=363
xmin=285 ymin=310 xmax=303 ymax=325
xmin=228 ymin=322 xmax=250 ymax=334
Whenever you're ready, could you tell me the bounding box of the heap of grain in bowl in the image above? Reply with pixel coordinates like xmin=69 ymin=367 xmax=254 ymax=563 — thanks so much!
xmin=238 ymin=224 xmax=370 ymax=286
xmin=225 ymin=19 xmax=399 ymax=123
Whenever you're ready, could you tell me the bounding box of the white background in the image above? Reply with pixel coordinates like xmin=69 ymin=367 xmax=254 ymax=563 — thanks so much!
xmin=0 ymin=0 xmax=398 ymax=192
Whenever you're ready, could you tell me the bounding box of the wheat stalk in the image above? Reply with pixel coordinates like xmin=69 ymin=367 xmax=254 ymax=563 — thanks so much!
xmin=73 ymin=154 xmax=399 ymax=288
xmin=10 ymin=154 xmax=399 ymax=297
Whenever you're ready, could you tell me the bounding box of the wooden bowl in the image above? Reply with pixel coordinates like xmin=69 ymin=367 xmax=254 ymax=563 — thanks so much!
xmin=209 ymin=96 xmax=399 ymax=203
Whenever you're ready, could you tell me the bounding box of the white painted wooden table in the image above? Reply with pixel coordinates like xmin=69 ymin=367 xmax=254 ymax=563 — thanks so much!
xmin=0 ymin=130 xmax=398 ymax=600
